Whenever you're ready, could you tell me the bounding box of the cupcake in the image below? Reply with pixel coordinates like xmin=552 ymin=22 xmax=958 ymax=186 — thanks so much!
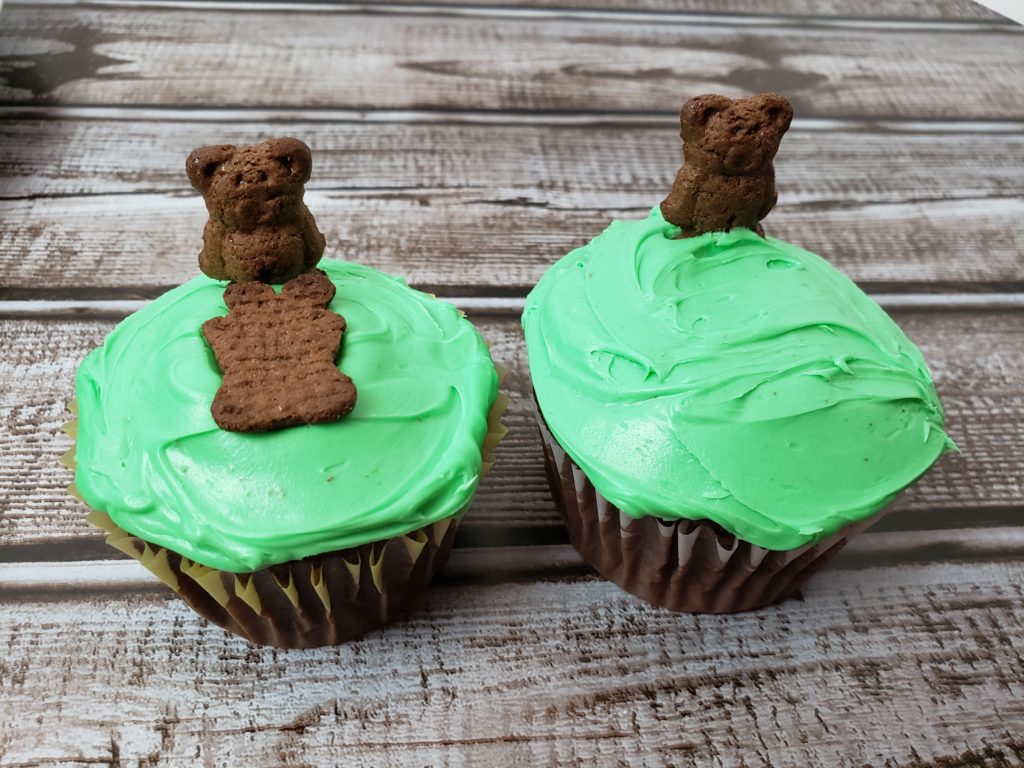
xmin=522 ymin=93 xmax=954 ymax=613
xmin=66 ymin=138 xmax=505 ymax=647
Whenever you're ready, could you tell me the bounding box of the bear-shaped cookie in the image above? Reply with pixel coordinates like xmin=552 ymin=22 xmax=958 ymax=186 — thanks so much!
xmin=660 ymin=92 xmax=793 ymax=237
xmin=187 ymin=137 xmax=326 ymax=284
xmin=201 ymin=269 xmax=357 ymax=432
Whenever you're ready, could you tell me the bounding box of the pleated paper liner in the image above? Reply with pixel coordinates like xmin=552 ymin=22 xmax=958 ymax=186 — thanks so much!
xmin=62 ymin=385 xmax=509 ymax=648
xmin=84 ymin=507 xmax=460 ymax=648
xmin=536 ymin=408 xmax=885 ymax=613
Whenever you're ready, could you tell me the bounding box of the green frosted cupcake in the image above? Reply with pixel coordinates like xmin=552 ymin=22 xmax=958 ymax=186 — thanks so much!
xmin=69 ymin=139 xmax=505 ymax=647
xmin=522 ymin=94 xmax=954 ymax=612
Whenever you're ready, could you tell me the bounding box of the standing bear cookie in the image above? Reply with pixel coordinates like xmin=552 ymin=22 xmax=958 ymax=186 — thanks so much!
xmin=188 ymin=136 xmax=356 ymax=432
xmin=187 ymin=137 xmax=326 ymax=283
xmin=660 ymin=92 xmax=793 ymax=237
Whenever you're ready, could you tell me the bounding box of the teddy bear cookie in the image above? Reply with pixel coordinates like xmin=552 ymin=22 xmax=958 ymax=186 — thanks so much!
xmin=660 ymin=92 xmax=793 ymax=237
xmin=186 ymin=137 xmax=326 ymax=284
xmin=201 ymin=269 xmax=357 ymax=432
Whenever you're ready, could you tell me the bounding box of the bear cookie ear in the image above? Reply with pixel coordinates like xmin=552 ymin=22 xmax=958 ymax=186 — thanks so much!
xmin=757 ymin=92 xmax=794 ymax=135
xmin=679 ymin=94 xmax=733 ymax=138
xmin=264 ymin=137 xmax=313 ymax=184
xmin=185 ymin=144 xmax=236 ymax=193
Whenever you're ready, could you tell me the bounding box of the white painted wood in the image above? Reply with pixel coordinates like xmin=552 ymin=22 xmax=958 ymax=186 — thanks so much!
xmin=1 ymin=559 xmax=1022 ymax=767
xmin=3 ymin=117 xmax=1023 ymax=293
xmin=0 ymin=545 xmax=585 ymax=589
xmin=6 ymin=105 xmax=1024 ymax=132
xmin=5 ymin=117 xmax=1024 ymax=201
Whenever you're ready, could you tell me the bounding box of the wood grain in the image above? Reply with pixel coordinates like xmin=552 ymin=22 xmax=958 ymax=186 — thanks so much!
xmin=4 ymin=192 xmax=1023 ymax=297
xmin=9 ymin=0 xmax=1008 ymax=22
xmin=2 ymin=118 xmax=1023 ymax=296
xmin=305 ymin=0 xmax=1012 ymax=22
xmin=8 ymin=114 xmax=1021 ymax=199
xmin=5 ymin=115 xmax=1024 ymax=201
xmin=1 ymin=308 xmax=1021 ymax=549
xmin=1 ymin=559 xmax=1023 ymax=767
xmin=2 ymin=7 xmax=1023 ymax=119
xmin=1 ymin=0 xmax=1022 ymax=762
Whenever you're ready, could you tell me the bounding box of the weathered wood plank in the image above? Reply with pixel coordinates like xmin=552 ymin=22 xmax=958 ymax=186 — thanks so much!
xmin=3 ymin=117 xmax=1024 ymax=295
xmin=266 ymin=0 xmax=1011 ymax=22
xmin=1 ymin=309 xmax=1021 ymax=548
xmin=7 ymin=0 xmax=1009 ymax=23
xmin=5 ymin=116 xmax=1024 ymax=202
xmin=2 ymin=7 xmax=1023 ymax=119
xmin=1 ymin=559 xmax=1022 ymax=767
xmin=4 ymin=192 xmax=1022 ymax=297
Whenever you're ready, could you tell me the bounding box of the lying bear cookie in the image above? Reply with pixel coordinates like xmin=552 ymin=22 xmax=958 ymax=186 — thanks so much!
xmin=187 ymin=137 xmax=326 ymax=284
xmin=660 ymin=92 xmax=793 ymax=237
xmin=201 ymin=269 xmax=357 ymax=432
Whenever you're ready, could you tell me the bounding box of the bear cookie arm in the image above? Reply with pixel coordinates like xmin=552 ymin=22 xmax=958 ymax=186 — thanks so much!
xmin=660 ymin=92 xmax=793 ymax=238
xmin=201 ymin=270 xmax=358 ymax=433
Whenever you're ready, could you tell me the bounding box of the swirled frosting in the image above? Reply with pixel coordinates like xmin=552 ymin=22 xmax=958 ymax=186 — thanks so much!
xmin=523 ymin=208 xmax=952 ymax=550
xmin=75 ymin=259 xmax=499 ymax=572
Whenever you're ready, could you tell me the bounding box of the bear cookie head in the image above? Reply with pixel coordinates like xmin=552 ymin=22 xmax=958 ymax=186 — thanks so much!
xmin=661 ymin=92 xmax=793 ymax=237
xmin=680 ymin=92 xmax=792 ymax=176
xmin=186 ymin=137 xmax=327 ymax=284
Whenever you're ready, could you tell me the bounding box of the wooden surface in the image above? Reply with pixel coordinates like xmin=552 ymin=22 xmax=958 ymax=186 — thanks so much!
xmin=1 ymin=0 xmax=1023 ymax=766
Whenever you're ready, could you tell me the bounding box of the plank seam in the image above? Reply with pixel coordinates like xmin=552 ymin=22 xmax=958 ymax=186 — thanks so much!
xmin=3 ymin=505 xmax=1022 ymax=565
xmin=5 ymin=526 xmax=1024 ymax=594
xmin=2 ymin=294 xmax=1024 ymax=319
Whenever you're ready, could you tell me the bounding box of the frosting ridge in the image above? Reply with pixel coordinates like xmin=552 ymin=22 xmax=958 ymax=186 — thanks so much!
xmin=75 ymin=259 xmax=499 ymax=572
xmin=523 ymin=208 xmax=952 ymax=550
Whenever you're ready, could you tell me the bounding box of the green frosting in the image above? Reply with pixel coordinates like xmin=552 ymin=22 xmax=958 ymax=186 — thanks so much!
xmin=523 ymin=208 xmax=953 ymax=551
xmin=75 ymin=259 xmax=499 ymax=572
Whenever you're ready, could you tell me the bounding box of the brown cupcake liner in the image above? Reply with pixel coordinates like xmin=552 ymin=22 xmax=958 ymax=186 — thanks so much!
xmin=63 ymin=386 xmax=509 ymax=648
xmin=536 ymin=408 xmax=885 ymax=613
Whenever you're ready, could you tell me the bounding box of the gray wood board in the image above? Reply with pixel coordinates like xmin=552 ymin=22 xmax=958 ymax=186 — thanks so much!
xmin=1 ymin=557 xmax=1023 ymax=767
xmin=13 ymin=0 xmax=1007 ymax=21
xmin=2 ymin=118 xmax=1023 ymax=296
xmin=2 ymin=7 xmax=1023 ymax=118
